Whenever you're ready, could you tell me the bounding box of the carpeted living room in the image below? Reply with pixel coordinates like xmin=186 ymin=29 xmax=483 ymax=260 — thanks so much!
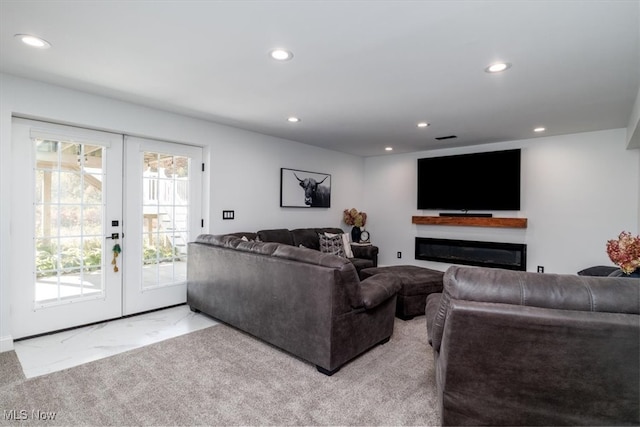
xmin=1 ymin=1 xmax=639 ymax=426
xmin=0 ymin=313 xmax=440 ymax=426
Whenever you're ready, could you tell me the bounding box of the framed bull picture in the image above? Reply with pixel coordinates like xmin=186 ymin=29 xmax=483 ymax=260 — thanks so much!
xmin=280 ymin=168 xmax=331 ymax=208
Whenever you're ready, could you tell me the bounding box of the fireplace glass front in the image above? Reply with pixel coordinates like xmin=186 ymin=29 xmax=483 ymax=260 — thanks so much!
xmin=415 ymin=237 xmax=527 ymax=271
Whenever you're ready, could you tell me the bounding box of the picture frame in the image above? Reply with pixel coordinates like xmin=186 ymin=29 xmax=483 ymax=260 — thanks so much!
xmin=280 ymin=168 xmax=331 ymax=208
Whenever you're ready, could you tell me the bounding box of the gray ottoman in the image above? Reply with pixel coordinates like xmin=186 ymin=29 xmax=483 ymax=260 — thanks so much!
xmin=360 ymin=265 xmax=444 ymax=320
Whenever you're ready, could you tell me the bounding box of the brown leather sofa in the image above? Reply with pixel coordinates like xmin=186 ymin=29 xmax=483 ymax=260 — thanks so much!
xmin=426 ymin=266 xmax=639 ymax=426
xmin=187 ymin=234 xmax=400 ymax=375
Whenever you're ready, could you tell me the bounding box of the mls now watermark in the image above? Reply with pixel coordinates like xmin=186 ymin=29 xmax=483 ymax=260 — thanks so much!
xmin=3 ymin=409 xmax=57 ymax=421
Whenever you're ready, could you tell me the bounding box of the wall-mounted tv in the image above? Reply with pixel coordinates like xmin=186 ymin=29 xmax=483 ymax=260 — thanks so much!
xmin=417 ymin=149 xmax=521 ymax=211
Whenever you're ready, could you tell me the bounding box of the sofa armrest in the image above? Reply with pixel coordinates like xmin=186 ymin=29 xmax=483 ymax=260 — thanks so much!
xmin=351 ymin=244 xmax=379 ymax=265
xmin=359 ymin=273 xmax=401 ymax=309
xmin=425 ymin=292 xmax=442 ymax=347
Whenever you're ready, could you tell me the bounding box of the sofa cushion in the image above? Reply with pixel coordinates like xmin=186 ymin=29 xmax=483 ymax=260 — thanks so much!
xmin=319 ymin=234 xmax=346 ymax=257
xmin=272 ymin=243 xmax=351 ymax=268
xmin=291 ymin=228 xmax=322 ymax=250
xmin=577 ymin=265 xmax=619 ymax=276
xmin=197 ymin=234 xmax=353 ymax=270
xmin=349 ymin=257 xmax=375 ymax=271
xmin=361 ymin=265 xmax=444 ymax=296
xmin=224 ymin=232 xmax=258 ymax=241
xmin=257 ymin=229 xmax=294 ymax=246
xmin=196 ymin=234 xmax=281 ymax=256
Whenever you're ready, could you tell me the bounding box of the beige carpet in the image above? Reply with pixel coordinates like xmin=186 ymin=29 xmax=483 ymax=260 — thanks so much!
xmin=0 ymin=317 xmax=439 ymax=426
xmin=0 ymin=350 xmax=25 ymax=388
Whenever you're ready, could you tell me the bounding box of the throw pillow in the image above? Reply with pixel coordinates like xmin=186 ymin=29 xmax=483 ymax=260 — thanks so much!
xmin=319 ymin=234 xmax=346 ymax=258
xmin=340 ymin=233 xmax=354 ymax=258
xmin=323 ymin=232 xmax=354 ymax=258
xmin=577 ymin=265 xmax=618 ymax=277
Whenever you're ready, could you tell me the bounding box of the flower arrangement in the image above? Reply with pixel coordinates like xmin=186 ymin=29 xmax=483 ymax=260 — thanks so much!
xmin=606 ymin=231 xmax=640 ymax=275
xmin=343 ymin=208 xmax=367 ymax=228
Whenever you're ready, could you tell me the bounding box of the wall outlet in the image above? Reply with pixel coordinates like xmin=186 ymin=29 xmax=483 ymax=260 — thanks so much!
xmin=537 ymin=266 xmax=544 ymax=273
xmin=397 ymin=251 xmax=402 ymax=259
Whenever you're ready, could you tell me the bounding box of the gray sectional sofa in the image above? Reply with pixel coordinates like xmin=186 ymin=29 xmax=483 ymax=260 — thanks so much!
xmin=426 ymin=266 xmax=640 ymax=426
xmin=224 ymin=227 xmax=378 ymax=276
xmin=186 ymin=231 xmax=400 ymax=375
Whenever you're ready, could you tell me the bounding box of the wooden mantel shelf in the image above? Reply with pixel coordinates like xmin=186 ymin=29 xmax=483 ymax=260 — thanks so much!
xmin=412 ymin=215 xmax=528 ymax=229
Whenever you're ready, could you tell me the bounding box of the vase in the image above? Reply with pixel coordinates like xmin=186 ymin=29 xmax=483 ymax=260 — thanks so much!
xmin=608 ymin=269 xmax=640 ymax=279
xmin=351 ymin=226 xmax=361 ymax=243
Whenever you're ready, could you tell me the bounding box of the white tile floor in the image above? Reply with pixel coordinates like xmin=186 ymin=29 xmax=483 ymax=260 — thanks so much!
xmin=13 ymin=305 xmax=218 ymax=378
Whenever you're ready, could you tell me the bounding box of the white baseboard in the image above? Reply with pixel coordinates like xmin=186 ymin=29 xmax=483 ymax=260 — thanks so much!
xmin=0 ymin=335 xmax=14 ymax=352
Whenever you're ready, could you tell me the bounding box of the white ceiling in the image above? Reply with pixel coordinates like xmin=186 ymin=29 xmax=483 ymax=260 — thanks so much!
xmin=1 ymin=1 xmax=639 ymax=157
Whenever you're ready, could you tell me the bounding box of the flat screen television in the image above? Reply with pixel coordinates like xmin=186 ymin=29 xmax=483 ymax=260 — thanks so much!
xmin=417 ymin=149 xmax=521 ymax=211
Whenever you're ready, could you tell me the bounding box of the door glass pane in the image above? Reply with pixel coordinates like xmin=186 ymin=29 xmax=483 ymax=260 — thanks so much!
xmin=142 ymin=152 xmax=189 ymax=289
xmin=34 ymin=139 xmax=105 ymax=305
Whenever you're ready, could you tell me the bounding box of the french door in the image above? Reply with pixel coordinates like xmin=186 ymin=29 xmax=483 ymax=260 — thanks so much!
xmin=10 ymin=119 xmax=203 ymax=338
xmin=123 ymin=136 xmax=202 ymax=315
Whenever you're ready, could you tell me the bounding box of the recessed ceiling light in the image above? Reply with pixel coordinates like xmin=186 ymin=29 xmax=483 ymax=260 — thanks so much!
xmin=270 ymin=49 xmax=293 ymax=61
xmin=485 ymin=62 xmax=511 ymax=73
xmin=287 ymin=117 xmax=300 ymax=123
xmin=15 ymin=34 xmax=51 ymax=49
xmin=534 ymin=127 xmax=546 ymax=132
xmin=417 ymin=122 xmax=430 ymax=128
xmin=385 ymin=147 xmax=393 ymax=151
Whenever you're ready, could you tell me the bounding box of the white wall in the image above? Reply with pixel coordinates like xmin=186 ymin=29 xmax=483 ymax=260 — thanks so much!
xmin=0 ymin=73 xmax=364 ymax=350
xmin=628 ymin=86 xmax=640 ymax=149
xmin=629 ymin=86 xmax=640 ymax=230
xmin=2 ymin=73 xmax=639 ymax=352
xmin=364 ymin=129 xmax=639 ymax=274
